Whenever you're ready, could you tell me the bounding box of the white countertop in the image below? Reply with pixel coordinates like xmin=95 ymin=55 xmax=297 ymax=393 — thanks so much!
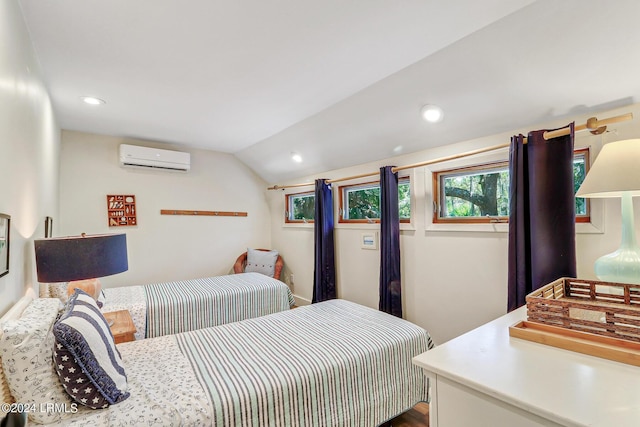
xmin=413 ymin=307 xmax=640 ymax=427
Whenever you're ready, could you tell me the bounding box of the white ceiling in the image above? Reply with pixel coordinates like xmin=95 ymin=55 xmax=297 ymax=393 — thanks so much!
xmin=17 ymin=0 xmax=640 ymax=183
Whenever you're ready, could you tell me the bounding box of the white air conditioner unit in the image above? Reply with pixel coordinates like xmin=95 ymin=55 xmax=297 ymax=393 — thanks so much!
xmin=119 ymin=144 xmax=190 ymax=172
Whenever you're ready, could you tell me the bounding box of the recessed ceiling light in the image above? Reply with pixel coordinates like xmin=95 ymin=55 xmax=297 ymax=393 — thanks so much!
xmin=291 ymin=152 xmax=303 ymax=163
xmin=81 ymin=96 xmax=106 ymax=106
xmin=421 ymin=104 xmax=443 ymax=123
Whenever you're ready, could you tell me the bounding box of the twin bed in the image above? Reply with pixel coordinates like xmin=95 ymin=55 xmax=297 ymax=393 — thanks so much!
xmin=43 ymin=273 xmax=295 ymax=340
xmin=4 ymin=274 xmax=434 ymax=426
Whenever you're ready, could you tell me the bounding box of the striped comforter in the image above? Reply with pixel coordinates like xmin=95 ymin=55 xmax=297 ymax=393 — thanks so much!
xmin=145 ymin=273 xmax=295 ymax=338
xmin=176 ymin=299 xmax=434 ymax=427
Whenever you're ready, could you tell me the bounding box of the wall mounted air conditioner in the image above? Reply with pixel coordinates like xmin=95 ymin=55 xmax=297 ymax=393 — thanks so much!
xmin=119 ymin=144 xmax=191 ymax=172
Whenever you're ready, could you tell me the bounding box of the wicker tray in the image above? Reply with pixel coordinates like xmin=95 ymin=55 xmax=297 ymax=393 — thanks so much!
xmin=526 ymin=277 xmax=640 ymax=342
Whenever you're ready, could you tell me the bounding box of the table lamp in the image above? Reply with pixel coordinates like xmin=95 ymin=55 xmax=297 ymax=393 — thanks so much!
xmin=576 ymin=139 xmax=640 ymax=284
xmin=34 ymin=233 xmax=128 ymax=299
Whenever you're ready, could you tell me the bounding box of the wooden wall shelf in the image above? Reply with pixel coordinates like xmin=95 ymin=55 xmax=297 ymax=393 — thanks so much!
xmin=160 ymin=209 xmax=248 ymax=217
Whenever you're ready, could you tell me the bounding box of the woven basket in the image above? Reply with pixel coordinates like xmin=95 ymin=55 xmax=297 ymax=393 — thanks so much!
xmin=526 ymin=277 xmax=640 ymax=342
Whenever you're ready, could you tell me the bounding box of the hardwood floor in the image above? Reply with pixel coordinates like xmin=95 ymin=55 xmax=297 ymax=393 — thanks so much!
xmin=381 ymin=402 xmax=429 ymax=427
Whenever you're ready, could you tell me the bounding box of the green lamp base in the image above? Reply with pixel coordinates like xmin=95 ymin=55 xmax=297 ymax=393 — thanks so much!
xmin=595 ymin=192 xmax=640 ymax=285
xmin=594 ymin=248 xmax=640 ymax=285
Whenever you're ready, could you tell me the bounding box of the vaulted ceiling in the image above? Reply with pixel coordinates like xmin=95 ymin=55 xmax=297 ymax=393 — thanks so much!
xmin=17 ymin=0 xmax=640 ymax=183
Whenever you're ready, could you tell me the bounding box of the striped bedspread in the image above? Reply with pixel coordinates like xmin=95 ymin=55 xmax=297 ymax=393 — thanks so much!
xmin=145 ymin=273 xmax=294 ymax=338
xmin=176 ymin=299 xmax=434 ymax=427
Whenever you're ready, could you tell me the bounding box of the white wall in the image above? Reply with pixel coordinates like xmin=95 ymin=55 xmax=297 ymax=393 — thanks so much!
xmin=59 ymin=131 xmax=272 ymax=287
xmin=0 ymin=0 xmax=60 ymax=315
xmin=269 ymin=103 xmax=640 ymax=344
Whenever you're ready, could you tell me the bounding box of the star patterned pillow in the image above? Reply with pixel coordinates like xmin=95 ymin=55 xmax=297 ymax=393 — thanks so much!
xmin=52 ymin=289 xmax=129 ymax=409
xmin=53 ymin=341 xmax=109 ymax=409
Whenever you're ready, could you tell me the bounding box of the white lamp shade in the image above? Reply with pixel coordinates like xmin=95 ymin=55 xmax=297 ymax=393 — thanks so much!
xmin=576 ymin=139 xmax=640 ymax=198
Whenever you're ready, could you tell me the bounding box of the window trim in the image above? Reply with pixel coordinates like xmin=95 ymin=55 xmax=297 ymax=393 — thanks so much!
xmin=432 ymin=160 xmax=508 ymax=224
xmin=432 ymin=148 xmax=591 ymax=224
xmin=284 ymin=190 xmax=315 ymax=224
xmin=338 ymin=177 xmax=411 ymax=224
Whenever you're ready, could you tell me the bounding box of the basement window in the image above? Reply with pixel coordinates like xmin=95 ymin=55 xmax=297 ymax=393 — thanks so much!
xmin=339 ymin=177 xmax=411 ymax=223
xmin=432 ymin=148 xmax=590 ymax=223
xmin=285 ymin=191 xmax=315 ymax=223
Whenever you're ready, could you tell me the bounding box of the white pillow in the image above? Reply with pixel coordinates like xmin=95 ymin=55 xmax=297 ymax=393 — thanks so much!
xmin=244 ymin=248 xmax=279 ymax=277
xmin=0 ymin=298 xmax=74 ymax=424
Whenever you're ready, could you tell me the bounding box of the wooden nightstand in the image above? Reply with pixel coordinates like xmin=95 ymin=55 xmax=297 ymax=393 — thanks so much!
xmin=103 ymin=310 xmax=136 ymax=344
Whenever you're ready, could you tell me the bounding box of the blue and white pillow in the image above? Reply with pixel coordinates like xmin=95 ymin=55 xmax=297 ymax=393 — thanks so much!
xmin=52 ymin=289 xmax=129 ymax=409
xmin=245 ymin=248 xmax=279 ymax=277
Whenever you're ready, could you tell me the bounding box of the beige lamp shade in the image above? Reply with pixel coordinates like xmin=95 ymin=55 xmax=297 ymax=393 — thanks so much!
xmin=576 ymin=139 xmax=640 ymax=198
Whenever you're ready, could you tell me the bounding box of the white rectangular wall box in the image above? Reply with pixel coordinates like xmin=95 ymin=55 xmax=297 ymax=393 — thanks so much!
xmin=361 ymin=232 xmax=378 ymax=250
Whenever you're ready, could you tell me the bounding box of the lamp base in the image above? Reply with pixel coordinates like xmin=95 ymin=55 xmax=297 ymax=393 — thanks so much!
xmin=594 ymin=248 xmax=640 ymax=285
xmin=594 ymin=191 xmax=640 ymax=285
xmin=67 ymin=278 xmax=102 ymax=300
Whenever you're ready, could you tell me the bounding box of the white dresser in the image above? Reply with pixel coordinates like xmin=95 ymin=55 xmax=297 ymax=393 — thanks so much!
xmin=412 ymin=307 xmax=640 ymax=427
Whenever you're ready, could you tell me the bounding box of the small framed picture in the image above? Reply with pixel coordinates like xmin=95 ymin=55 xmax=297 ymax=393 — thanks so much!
xmin=45 ymin=216 xmax=53 ymax=238
xmin=0 ymin=213 xmax=10 ymax=278
xmin=361 ymin=232 xmax=378 ymax=250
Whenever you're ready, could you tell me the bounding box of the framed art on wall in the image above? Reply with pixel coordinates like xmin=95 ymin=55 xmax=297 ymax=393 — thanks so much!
xmin=107 ymin=195 xmax=137 ymax=227
xmin=0 ymin=213 xmax=10 ymax=278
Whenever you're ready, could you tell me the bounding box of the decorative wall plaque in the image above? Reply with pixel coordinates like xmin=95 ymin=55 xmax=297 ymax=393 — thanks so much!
xmin=107 ymin=195 xmax=137 ymax=227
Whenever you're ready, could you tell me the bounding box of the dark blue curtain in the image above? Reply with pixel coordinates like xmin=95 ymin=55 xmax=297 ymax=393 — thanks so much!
xmin=379 ymin=166 xmax=402 ymax=317
xmin=312 ymin=179 xmax=336 ymax=303
xmin=507 ymin=124 xmax=577 ymax=311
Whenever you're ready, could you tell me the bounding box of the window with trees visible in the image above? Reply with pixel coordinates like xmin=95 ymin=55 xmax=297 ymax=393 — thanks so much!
xmin=433 ymin=148 xmax=590 ymax=223
xmin=339 ymin=177 xmax=411 ymax=223
xmin=285 ymin=191 xmax=315 ymax=223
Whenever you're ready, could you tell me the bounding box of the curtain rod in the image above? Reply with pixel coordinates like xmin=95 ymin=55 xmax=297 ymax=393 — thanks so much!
xmin=267 ymin=112 xmax=633 ymax=190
